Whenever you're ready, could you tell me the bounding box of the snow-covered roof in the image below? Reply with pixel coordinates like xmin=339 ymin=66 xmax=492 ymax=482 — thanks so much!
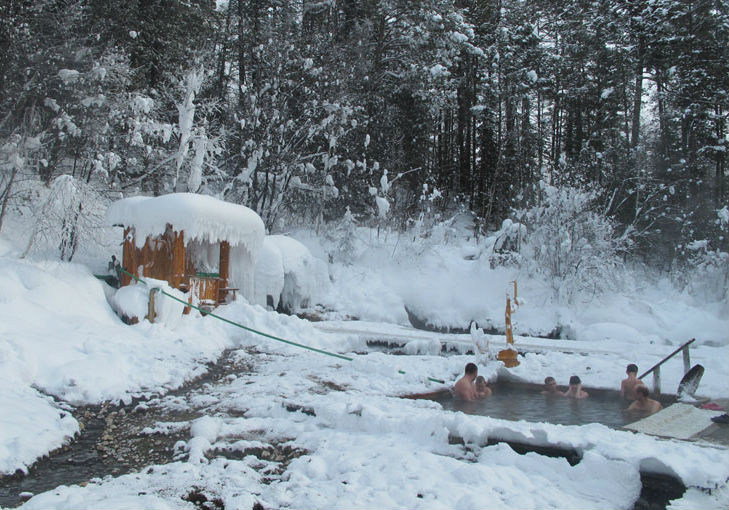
xmin=106 ymin=193 xmax=265 ymax=251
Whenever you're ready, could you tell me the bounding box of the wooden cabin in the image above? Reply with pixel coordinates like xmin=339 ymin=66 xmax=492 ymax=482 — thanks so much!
xmin=107 ymin=193 xmax=265 ymax=311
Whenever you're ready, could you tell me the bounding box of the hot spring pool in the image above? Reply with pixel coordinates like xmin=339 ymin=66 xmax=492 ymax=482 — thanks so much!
xmin=428 ymin=382 xmax=675 ymax=428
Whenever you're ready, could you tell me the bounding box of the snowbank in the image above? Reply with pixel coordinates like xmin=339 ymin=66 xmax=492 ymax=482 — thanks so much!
xmin=263 ymin=235 xmax=330 ymax=313
xmin=0 ymin=257 xmax=232 ymax=473
xmin=109 ymin=278 xmax=187 ymax=327
xmin=253 ymin=237 xmax=285 ymax=309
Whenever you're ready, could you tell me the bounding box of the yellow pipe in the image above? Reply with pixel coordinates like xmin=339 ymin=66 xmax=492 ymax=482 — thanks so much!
xmin=505 ymin=297 xmax=514 ymax=345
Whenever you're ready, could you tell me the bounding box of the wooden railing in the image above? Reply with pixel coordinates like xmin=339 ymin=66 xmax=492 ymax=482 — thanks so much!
xmin=638 ymin=338 xmax=695 ymax=395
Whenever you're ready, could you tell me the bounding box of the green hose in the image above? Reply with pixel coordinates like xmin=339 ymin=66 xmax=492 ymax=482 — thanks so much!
xmin=118 ymin=267 xmax=445 ymax=384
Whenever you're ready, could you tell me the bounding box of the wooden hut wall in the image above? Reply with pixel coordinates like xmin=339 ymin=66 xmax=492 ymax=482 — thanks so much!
xmin=121 ymin=224 xmax=186 ymax=288
xmin=171 ymin=230 xmax=185 ymax=288
xmin=219 ymin=241 xmax=230 ymax=287
xmin=121 ymin=227 xmax=136 ymax=286
xmin=185 ymin=246 xmax=196 ymax=278
xmin=119 ymin=224 xmax=234 ymax=307
xmin=147 ymin=225 xmax=175 ymax=282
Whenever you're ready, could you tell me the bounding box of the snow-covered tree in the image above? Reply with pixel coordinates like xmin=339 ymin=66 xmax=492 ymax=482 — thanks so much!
xmin=22 ymin=175 xmax=107 ymax=261
xmin=335 ymin=206 xmax=358 ymax=265
xmin=516 ymin=182 xmax=632 ymax=303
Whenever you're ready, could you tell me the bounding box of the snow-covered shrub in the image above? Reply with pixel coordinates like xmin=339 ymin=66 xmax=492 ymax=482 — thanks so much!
xmin=683 ymin=246 xmax=727 ymax=303
xmin=0 ymin=134 xmax=39 ymax=232
xmin=335 ymin=206 xmax=358 ymax=265
xmin=409 ymin=183 xmax=444 ymax=243
xmin=674 ymin=207 xmax=729 ymax=303
xmin=484 ymin=218 xmax=527 ymax=268
xmin=22 ymin=175 xmax=108 ymax=261
xmin=515 ymin=182 xmax=632 ymax=303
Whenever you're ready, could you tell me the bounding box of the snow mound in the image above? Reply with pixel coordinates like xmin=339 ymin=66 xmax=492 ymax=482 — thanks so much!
xmin=253 ymin=237 xmax=285 ymax=310
xmin=265 ymin=235 xmax=330 ymax=313
xmin=0 ymin=384 xmax=79 ymax=475
xmin=109 ymin=278 xmax=187 ymax=327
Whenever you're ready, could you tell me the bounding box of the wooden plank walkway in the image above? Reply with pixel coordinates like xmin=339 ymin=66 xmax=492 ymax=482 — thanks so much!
xmin=314 ymin=322 xmax=621 ymax=356
xmin=623 ymin=403 xmax=725 ymax=440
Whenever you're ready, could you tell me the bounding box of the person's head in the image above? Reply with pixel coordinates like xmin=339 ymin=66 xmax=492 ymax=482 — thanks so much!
xmin=465 ymin=363 xmax=478 ymax=377
xmin=569 ymin=375 xmax=581 ymax=386
xmin=543 ymin=377 xmax=558 ymax=393
xmin=475 ymin=375 xmax=487 ymax=389
xmin=626 ymin=364 xmax=638 ymax=375
xmin=636 ymin=385 xmax=650 ymax=399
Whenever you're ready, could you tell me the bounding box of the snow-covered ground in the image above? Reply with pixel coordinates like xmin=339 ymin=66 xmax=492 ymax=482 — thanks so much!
xmin=1 ymin=212 xmax=727 ymax=509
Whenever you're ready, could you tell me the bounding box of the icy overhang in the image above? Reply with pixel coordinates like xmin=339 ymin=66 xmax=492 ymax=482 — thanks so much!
xmin=106 ymin=193 xmax=265 ymax=253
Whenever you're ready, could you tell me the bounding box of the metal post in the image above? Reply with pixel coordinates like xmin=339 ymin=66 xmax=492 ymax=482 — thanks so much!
xmin=682 ymin=346 xmax=691 ymax=374
xmin=653 ymin=366 xmax=661 ymax=395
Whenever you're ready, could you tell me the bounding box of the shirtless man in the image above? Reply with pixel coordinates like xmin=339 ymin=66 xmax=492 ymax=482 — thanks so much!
xmin=475 ymin=375 xmax=492 ymax=398
xmin=453 ymin=363 xmax=479 ymax=400
xmin=628 ymin=385 xmax=663 ymax=414
xmin=541 ymin=376 xmax=565 ymax=396
xmin=620 ymin=364 xmax=643 ymax=400
xmin=564 ymin=375 xmax=589 ymax=399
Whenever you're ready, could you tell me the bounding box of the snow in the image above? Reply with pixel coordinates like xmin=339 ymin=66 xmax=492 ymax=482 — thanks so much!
xmin=57 ymin=69 xmax=80 ymax=85
xmin=106 ymin=193 xmax=265 ymax=255
xmin=0 ymin=384 xmax=78 ymax=476
xmin=264 ymin=235 xmax=331 ymax=312
xmin=0 ymin=211 xmax=728 ymax=509
xmin=375 ymin=195 xmax=390 ymax=218
xmin=43 ymin=98 xmax=60 ymax=113
xmin=687 ymin=239 xmax=709 ymax=251
xmin=175 ymin=71 xmax=203 ymax=191
xmin=110 ymin=278 xmax=187 ymax=328
xmin=429 ymin=64 xmax=449 ymax=77
xmin=253 ymin=237 xmax=285 ymax=309
xmin=718 ymin=206 xmax=729 ymax=225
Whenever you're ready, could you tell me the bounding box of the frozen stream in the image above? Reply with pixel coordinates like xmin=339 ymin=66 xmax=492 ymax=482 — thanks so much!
xmin=0 ymin=350 xmax=259 ymax=508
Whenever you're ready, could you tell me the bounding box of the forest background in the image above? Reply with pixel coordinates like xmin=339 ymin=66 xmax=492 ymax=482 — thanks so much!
xmin=0 ymin=0 xmax=727 ymax=303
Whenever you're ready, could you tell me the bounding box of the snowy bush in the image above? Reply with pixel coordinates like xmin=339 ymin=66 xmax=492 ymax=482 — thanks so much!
xmin=335 ymin=206 xmax=358 ymax=265
xmin=0 ymin=134 xmax=39 ymax=232
xmin=673 ymin=208 xmax=729 ymax=303
xmin=484 ymin=218 xmax=527 ymax=268
xmin=684 ymin=247 xmax=728 ymax=303
xmin=21 ymin=175 xmax=109 ymax=261
xmin=515 ymin=182 xmax=632 ymax=303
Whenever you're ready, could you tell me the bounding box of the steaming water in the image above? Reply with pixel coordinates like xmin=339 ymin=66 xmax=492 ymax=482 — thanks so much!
xmin=432 ymin=382 xmax=672 ymax=428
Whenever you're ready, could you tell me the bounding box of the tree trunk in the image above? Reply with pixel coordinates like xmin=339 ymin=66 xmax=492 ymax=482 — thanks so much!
xmin=631 ymin=37 xmax=644 ymax=148
xmin=0 ymin=167 xmax=17 ymax=233
xmin=215 ymin=3 xmax=234 ymax=101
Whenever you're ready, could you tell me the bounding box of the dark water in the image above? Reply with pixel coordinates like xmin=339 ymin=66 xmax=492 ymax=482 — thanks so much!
xmin=432 ymin=382 xmax=674 ymax=428
xmin=0 ymin=408 xmax=116 ymax=509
